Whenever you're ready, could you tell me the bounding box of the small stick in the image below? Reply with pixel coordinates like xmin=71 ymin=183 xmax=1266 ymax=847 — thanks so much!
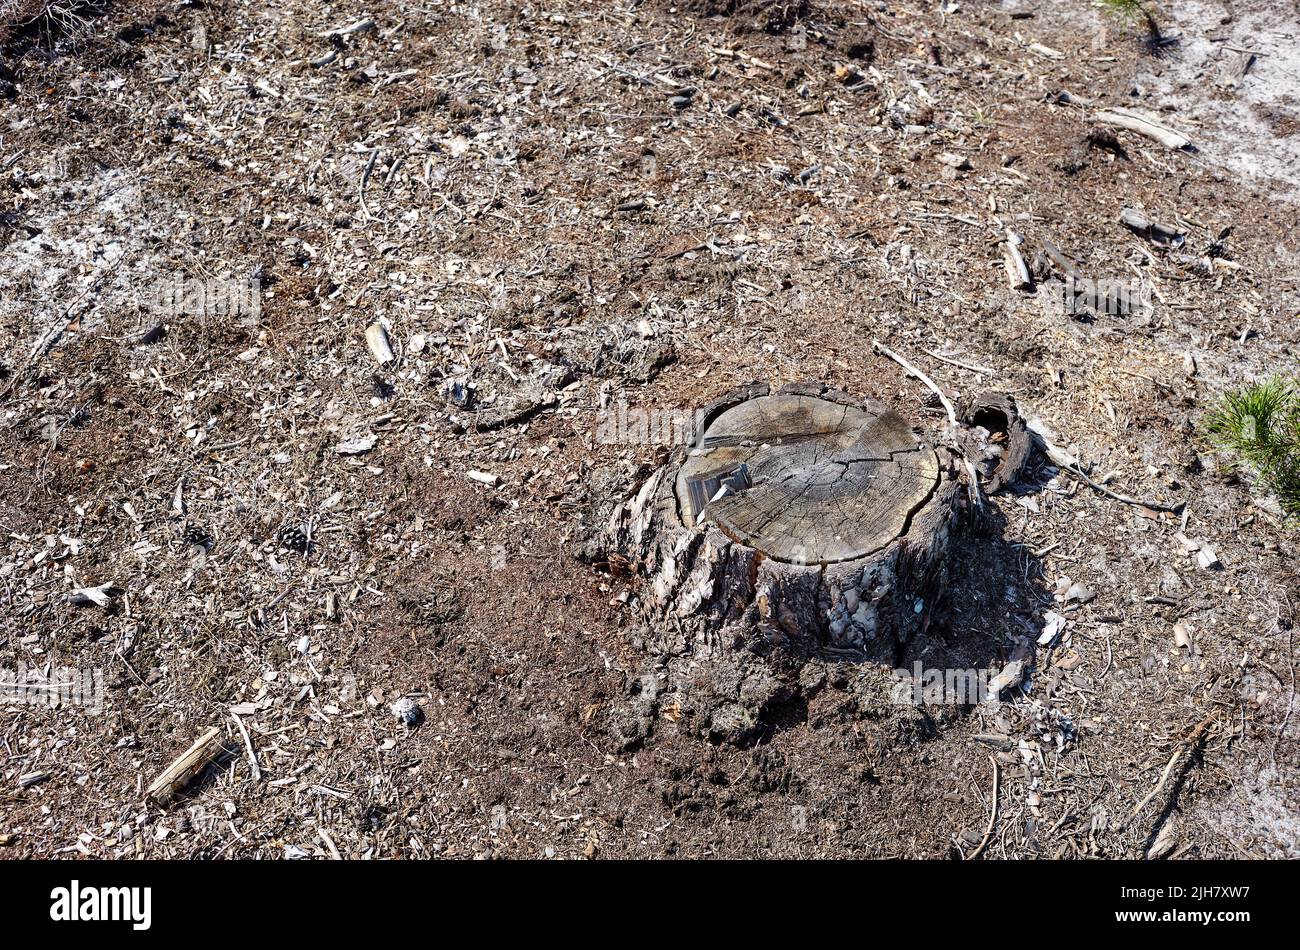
xmin=662 ymin=241 xmax=707 ymax=261
xmin=876 ymin=340 xmax=989 ymax=504
xmin=358 ymin=148 xmax=379 ymax=220
xmin=1275 ymin=598 xmax=1295 ymax=760
xmin=1114 ymin=367 xmax=1172 ymax=391
xmin=1062 ymin=460 xmax=1182 ymax=513
xmin=1029 ymin=428 xmax=1183 ymax=514
xmin=322 ymin=18 xmax=375 ymax=38
xmin=230 ymin=711 xmax=261 ymax=782
xmin=923 ymin=348 xmax=994 ymax=375
xmin=1041 ymin=239 xmax=1084 ymax=282
xmin=146 ymin=726 xmax=225 ymax=806
xmin=318 ymin=826 xmax=343 ymax=860
xmin=1127 ymin=711 xmax=1218 ymax=824
xmin=968 ymin=755 xmax=1000 ymax=860
xmin=873 ymin=339 xmax=958 ymax=427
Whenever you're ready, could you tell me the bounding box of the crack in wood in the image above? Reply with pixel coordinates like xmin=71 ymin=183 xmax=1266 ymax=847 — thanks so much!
xmin=675 ymin=393 xmax=939 ymax=564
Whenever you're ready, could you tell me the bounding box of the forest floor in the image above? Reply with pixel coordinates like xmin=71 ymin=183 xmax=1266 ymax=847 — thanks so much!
xmin=0 ymin=0 xmax=1297 ymax=858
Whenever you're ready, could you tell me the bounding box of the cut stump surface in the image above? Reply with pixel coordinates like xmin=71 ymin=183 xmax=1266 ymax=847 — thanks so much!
xmin=675 ymin=393 xmax=940 ymax=564
xmin=611 ymin=383 xmax=965 ymax=658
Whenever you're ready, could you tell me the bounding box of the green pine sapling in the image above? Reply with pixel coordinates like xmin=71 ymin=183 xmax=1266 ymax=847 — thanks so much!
xmin=1203 ymin=377 xmax=1300 ymax=520
xmin=1099 ymin=0 xmax=1165 ymax=49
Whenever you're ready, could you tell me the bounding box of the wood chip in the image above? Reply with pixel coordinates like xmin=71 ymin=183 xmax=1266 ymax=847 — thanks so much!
xmin=335 ymin=433 xmax=378 ymax=456
xmin=146 ymin=726 xmax=226 ymax=806
xmin=69 ymin=583 xmax=116 ymax=608
xmin=365 ymin=321 xmax=395 ymax=364
xmin=1002 ymin=229 xmax=1032 ymax=290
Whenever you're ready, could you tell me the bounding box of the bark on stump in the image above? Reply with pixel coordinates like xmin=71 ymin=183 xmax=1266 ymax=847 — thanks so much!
xmin=959 ymin=391 xmax=1032 ymax=493
xmin=611 ymin=383 xmax=964 ymax=661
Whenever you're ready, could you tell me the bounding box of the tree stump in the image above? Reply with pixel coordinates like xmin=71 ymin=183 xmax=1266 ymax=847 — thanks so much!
xmin=611 ymin=383 xmax=965 ymax=661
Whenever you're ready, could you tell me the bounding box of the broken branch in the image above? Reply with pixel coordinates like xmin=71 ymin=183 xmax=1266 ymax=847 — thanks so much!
xmin=873 ymin=339 xmax=958 ymax=428
xmin=146 ymin=726 xmax=226 ymax=806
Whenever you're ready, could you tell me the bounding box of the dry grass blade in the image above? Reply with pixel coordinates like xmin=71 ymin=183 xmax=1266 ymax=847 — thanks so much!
xmin=967 ymin=756 xmax=1000 ymax=860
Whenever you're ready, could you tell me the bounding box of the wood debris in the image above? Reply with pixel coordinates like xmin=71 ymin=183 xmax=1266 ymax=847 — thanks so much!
xmin=146 ymin=727 xmax=227 ymax=807
xmin=1119 ymin=207 xmax=1185 ymax=246
xmin=68 ymin=583 xmax=117 ymax=608
xmin=365 ymin=322 xmax=396 ymax=364
xmin=1001 ymin=229 xmax=1033 ymax=290
xmin=1094 ymin=107 xmax=1191 ymax=150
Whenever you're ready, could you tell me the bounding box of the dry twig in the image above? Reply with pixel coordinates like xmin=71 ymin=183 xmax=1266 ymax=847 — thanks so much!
xmin=967 ymin=755 xmax=1000 ymax=860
